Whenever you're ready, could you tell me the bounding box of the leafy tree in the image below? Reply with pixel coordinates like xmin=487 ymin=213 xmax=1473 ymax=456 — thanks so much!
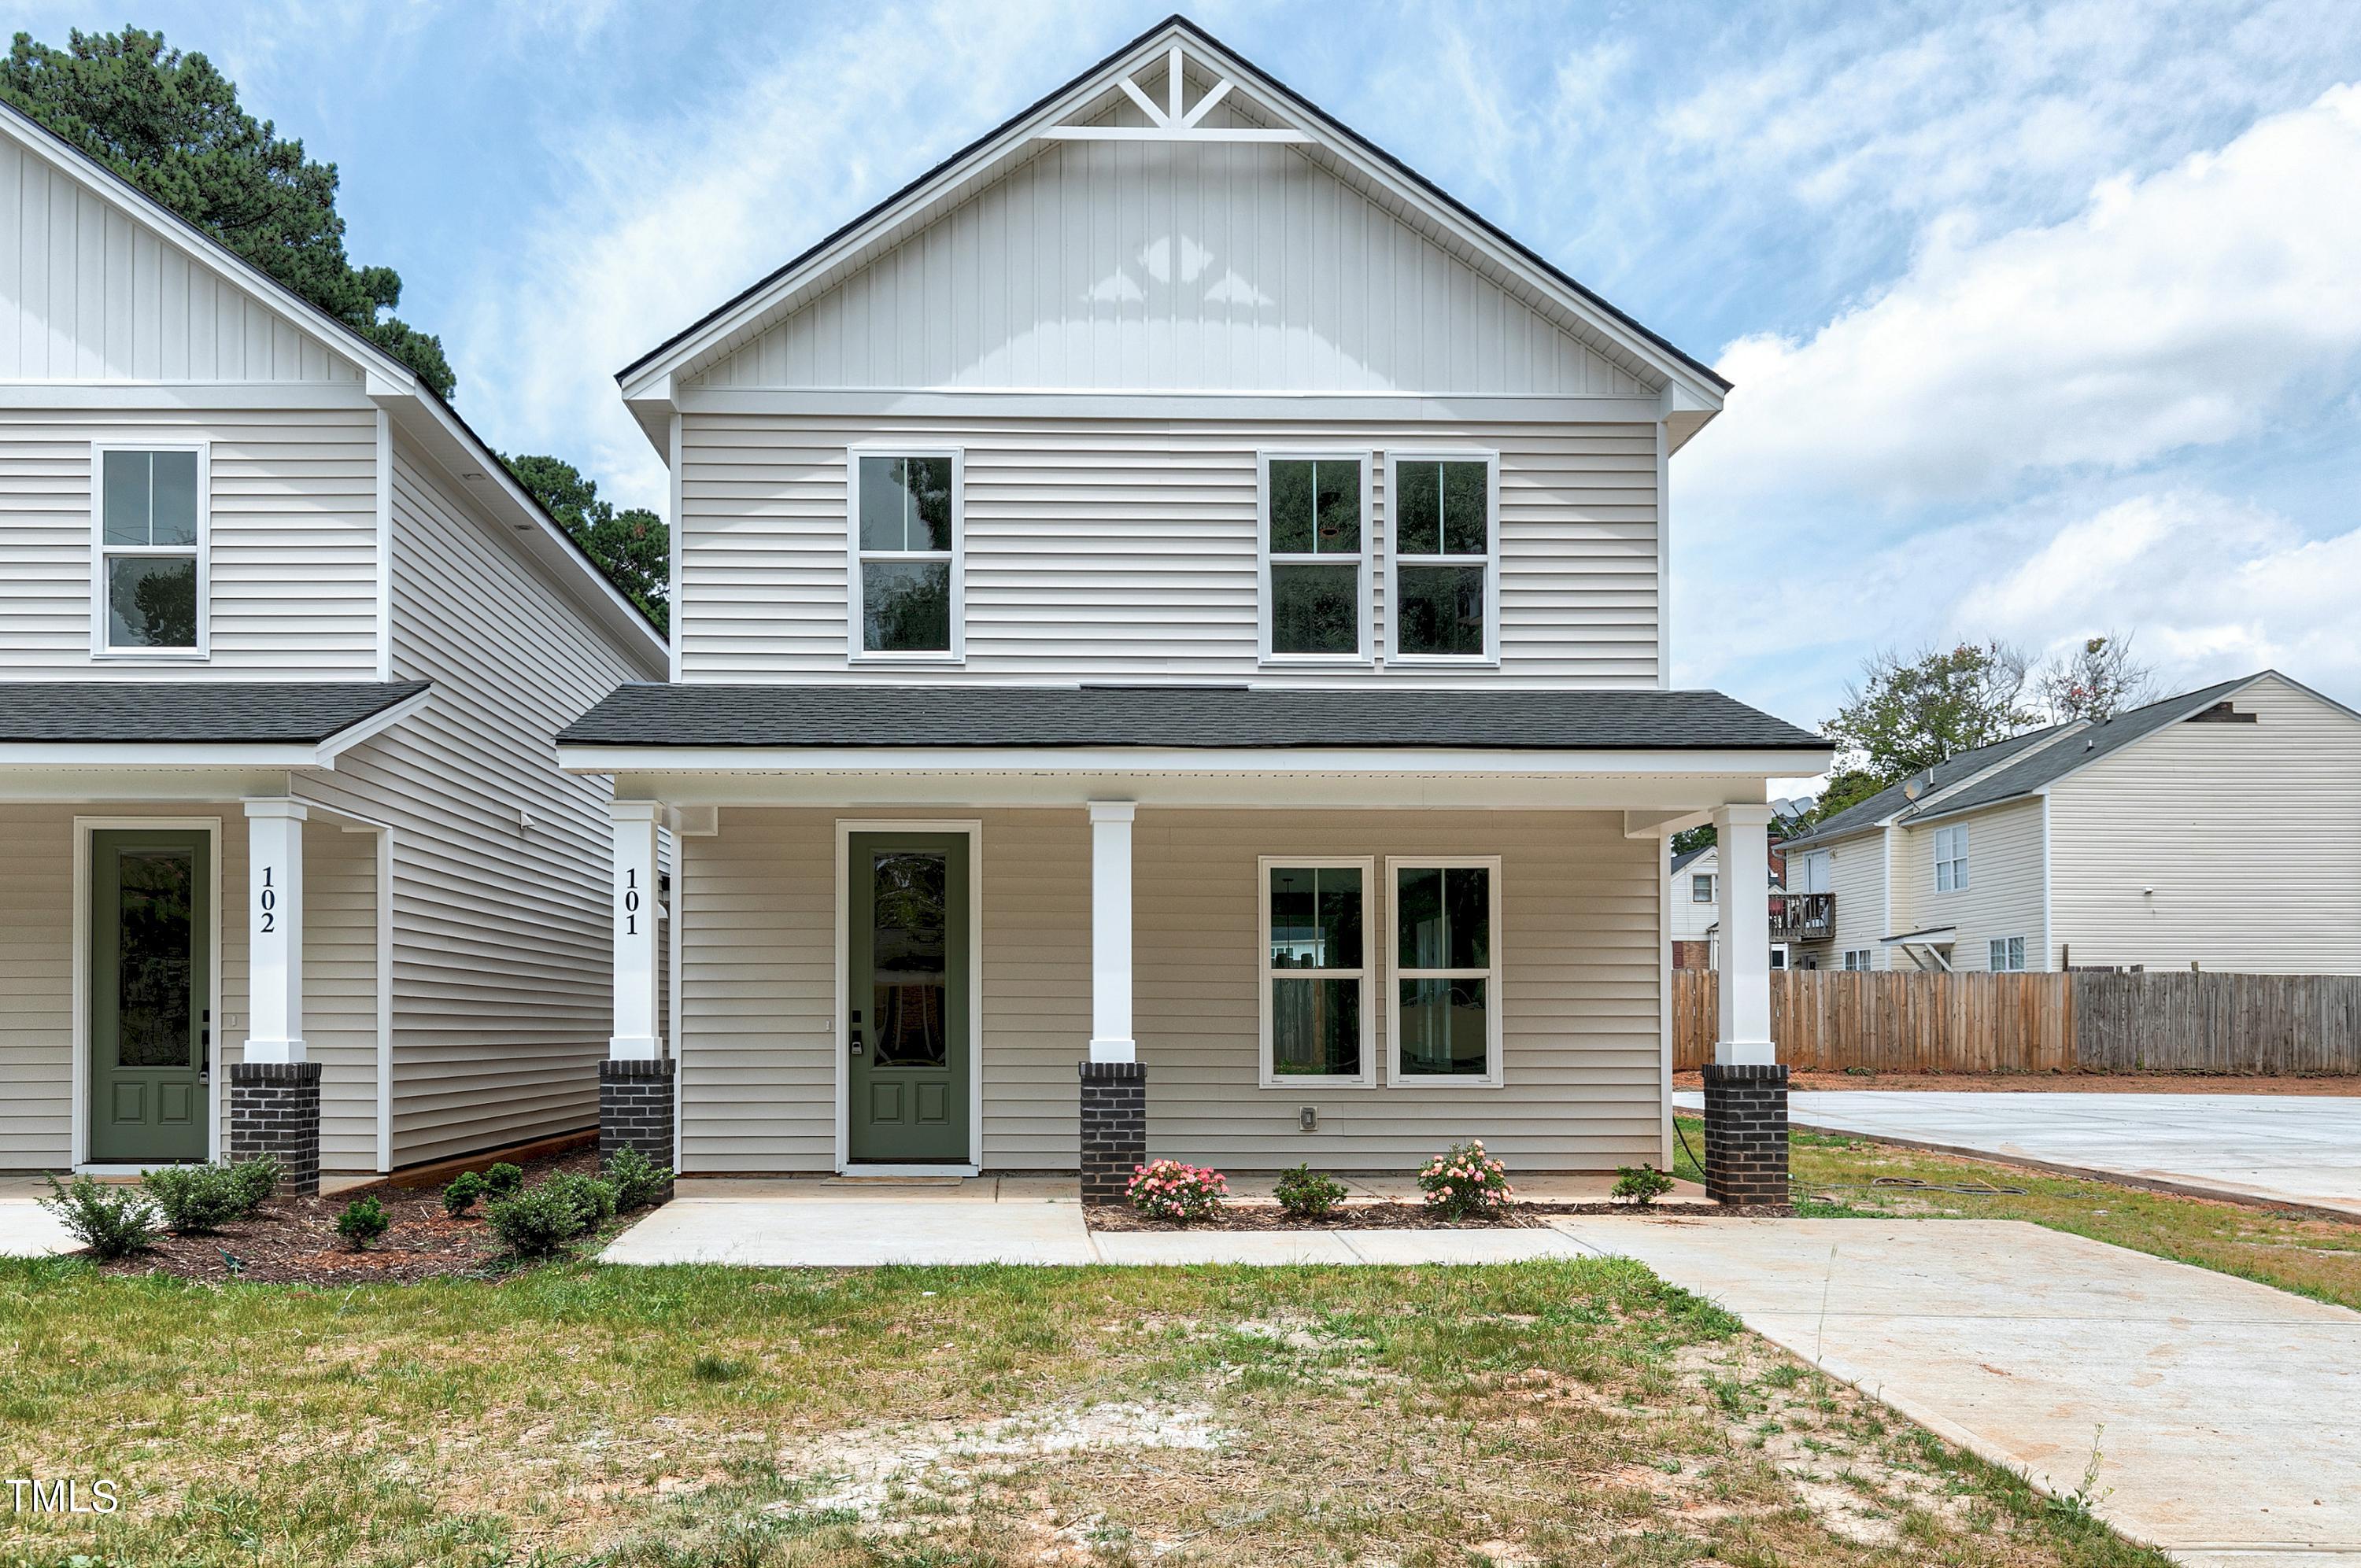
xmin=2036 ymin=633 xmax=2157 ymax=724
xmin=1821 ymin=641 xmax=2041 ymax=791
xmin=1670 ymin=824 xmax=1715 ymax=858
xmin=501 ymin=455 xmax=670 ymax=631
xmin=1 ymin=27 xmax=454 ymax=397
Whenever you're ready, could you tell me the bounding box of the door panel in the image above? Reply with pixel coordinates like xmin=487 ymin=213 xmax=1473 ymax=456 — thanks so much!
xmin=848 ymin=832 xmax=970 ymax=1164
xmin=90 ymin=828 xmax=211 ymax=1164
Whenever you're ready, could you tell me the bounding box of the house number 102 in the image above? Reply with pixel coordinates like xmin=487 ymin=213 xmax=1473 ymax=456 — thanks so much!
xmin=622 ymin=868 xmax=641 ymax=935
xmin=257 ymin=867 xmax=277 ymax=934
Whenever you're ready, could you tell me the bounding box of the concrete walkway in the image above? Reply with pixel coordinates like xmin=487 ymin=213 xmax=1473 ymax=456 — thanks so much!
xmin=0 ymin=1178 xmax=76 ymax=1257
xmin=1673 ymin=1088 xmax=2361 ymax=1217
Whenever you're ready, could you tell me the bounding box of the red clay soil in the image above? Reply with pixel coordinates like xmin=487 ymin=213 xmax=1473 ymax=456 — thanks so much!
xmin=90 ymin=1143 xmax=599 ymax=1286
xmin=1675 ymin=1069 xmax=2361 ymax=1096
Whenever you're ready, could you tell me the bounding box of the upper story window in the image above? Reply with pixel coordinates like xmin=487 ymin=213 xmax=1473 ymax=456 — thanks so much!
xmin=1386 ymin=453 xmax=1497 ymax=662
xmin=94 ymin=445 xmax=206 ymax=656
xmin=849 ymin=450 xmax=962 ymax=660
xmin=1259 ymin=452 xmax=1370 ymax=662
xmin=1933 ymin=824 xmax=1969 ymax=892
xmin=1690 ymin=873 xmax=1715 ymax=903
xmin=1260 ymin=858 xmax=1373 ymax=1086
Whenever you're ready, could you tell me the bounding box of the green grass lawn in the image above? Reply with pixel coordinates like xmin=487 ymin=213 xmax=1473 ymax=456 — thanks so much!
xmin=0 ymin=1253 xmax=2167 ymax=1567
xmin=1673 ymin=1115 xmax=2361 ymax=1312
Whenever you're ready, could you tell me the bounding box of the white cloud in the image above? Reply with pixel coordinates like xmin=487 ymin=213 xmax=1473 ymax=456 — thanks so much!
xmin=1682 ymin=83 xmax=2361 ymax=510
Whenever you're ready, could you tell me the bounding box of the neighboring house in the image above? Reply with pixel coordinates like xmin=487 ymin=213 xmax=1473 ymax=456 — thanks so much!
xmin=558 ymin=17 xmax=1829 ymax=1180
xmin=1779 ymin=672 xmax=2361 ymax=974
xmin=1667 ymin=843 xmax=1796 ymax=971
xmin=0 ymin=101 xmax=670 ymax=1187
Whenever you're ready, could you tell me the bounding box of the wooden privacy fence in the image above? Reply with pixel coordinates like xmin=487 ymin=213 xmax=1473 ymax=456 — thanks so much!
xmin=1672 ymin=969 xmax=2361 ymax=1074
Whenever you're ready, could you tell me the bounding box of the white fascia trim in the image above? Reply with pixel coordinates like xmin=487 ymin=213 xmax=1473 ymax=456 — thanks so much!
xmin=677 ymin=388 xmax=1666 ymax=423
xmin=312 ymin=686 xmax=434 ymax=763
xmin=0 ymin=381 xmax=378 ymax=410
xmin=557 ymin=744 xmax=1834 ymax=777
xmin=2 ymin=743 xmax=324 ymax=769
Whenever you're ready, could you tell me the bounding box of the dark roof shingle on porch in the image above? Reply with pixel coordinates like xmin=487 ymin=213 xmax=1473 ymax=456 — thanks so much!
xmin=0 ymin=681 xmax=429 ymax=744
xmin=557 ymin=683 xmax=1826 ymax=752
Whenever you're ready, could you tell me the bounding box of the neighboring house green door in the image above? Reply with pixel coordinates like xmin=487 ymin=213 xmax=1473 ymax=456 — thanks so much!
xmin=89 ymin=828 xmax=212 ymax=1164
xmin=848 ymin=832 xmax=969 ymax=1164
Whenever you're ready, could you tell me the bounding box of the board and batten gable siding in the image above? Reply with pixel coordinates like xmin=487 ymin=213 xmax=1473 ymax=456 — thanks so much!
xmin=292 ymin=434 xmax=657 ymax=1165
xmin=1890 ymin=799 xmax=2048 ymax=971
xmin=0 ymin=134 xmax=357 ymax=383
xmin=2046 ymin=673 xmax=2361 ymax=973
xmin=676 ymin=806 xmax=1659 ymax=1173
xmin=689 ymin=138 xmax=1650 ymax=397
xmin=0 ymin=403 xmax=380 ymax=675
xmin=678 ymin=412 xmax=1659 ymax=684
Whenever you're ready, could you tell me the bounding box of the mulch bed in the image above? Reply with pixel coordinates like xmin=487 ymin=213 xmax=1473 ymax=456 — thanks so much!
xmin=91 ymin=1142 xmax=599 ymax=1286
xmin=1086 ymin=1200 xmax=1788 ymax=1230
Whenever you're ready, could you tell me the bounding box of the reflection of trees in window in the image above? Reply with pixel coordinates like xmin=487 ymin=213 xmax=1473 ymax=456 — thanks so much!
xmin=870 ymin=851 xmax=948 ymax=1068
xmin=116 ymin=850 xmax=194 ymax=1068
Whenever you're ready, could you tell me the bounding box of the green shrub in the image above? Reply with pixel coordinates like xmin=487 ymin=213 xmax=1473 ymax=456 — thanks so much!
xmin=335 ymin=1196 xmax=390 ymax=1250
xmin=225 ymin=1155 xmax=283 ymax=1214
xmin=483 ymin=1161 xmax=525 ymax=1197
xmin=1612 ymin=1163 xmax=1675 ymax=1207
xmin=545 ymin=1171 xmax=619 ymax=1230
xmin=485 ymin=1185 xmax=587 ymax=1258
xmin=601 ymin=1145 xmax=673 ymax=1212
xmin=141 ymin=1164 xmax=244 ymax=1234
xmin=442 ymin=1171 xmax=487 ymax=1217
xmin=39 ymin=1174 xmax=159 ymax=1260
xmin=1417 ymin=1139 xmax=1514 ymax=1221
xmin=1273 ymin=1164 xmax=1347 ymax=1219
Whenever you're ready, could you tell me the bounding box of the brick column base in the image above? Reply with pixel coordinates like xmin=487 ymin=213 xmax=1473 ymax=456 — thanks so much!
xmin=1078 ymin=1061 xmax=1146 ymax=1207
xmin=1701 ymin=1062 xmax=1790 ymax=1206
xmin=600 ymin=1059 xmax=677 ymax=1203
xmin=228 ymin=1061 xmax=321 ymax=1197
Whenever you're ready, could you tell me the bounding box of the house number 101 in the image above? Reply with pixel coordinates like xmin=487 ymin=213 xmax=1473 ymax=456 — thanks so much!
xmin=257 ymin=867 xmax=277 ymax=934
xmin=621 ymin=868 xmax=641 ymax=935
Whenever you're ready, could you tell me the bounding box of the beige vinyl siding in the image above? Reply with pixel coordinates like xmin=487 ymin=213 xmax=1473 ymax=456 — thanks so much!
xmin=678 ymin=806 xmax=1658 ymax=1174
xmin=0 ymin=403 xmax=382 ymax=676
xmin=291 ymin=434 xmax=656 ymax=1165
xmin=0 ymin=135 xmax=358 ymax=383
xmin=692 ymin=136 xmax=1648 ymax=397
xmin=1890 ymin=798 xmax=2048 ymax=971
xmin=303 ymin=817 xmax=380 ymax=1170
xmin=2048 ymin=674 xmax=2361 ymax=973
xmin=679 ymin=412 xmax=1659 ymax=685
xmin=1794 ymin=829 xmax=1890 ymax=969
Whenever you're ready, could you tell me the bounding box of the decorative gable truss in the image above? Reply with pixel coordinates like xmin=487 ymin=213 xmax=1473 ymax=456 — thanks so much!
xmin=1038 ymin=41 xmax=1311 ymax=143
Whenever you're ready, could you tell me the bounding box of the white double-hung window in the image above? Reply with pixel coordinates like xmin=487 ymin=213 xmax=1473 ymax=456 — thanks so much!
xmin=1389 ymin=857 xmax=1503 ymax=1086
xmin=1933 ymin=824 xmax=1969 ymax=891
xmin=1691 ymin=873 xmax=1715 ymax=903
xmin=849 ymin=449 xmax=962 ymax=659
xmin=1989 ymin=936 xmax=2027 ymax=972
xmin=1385 ymin=452 xmax=1498 ymax=662
xmin=1258 ymin=452 xmax=1371 ymax=662
xmin=93 ymin=443 xmax=207 ymax=656
xmin=1259 ymin=858 xmax=1374 ymax=1086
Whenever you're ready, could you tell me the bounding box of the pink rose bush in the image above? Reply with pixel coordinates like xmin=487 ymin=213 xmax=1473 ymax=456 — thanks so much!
xmin=1126 ymin=1159 xmax=1229 ymax=1223
xmin=1417 ymin=1139 xmax=1513 ymax=1220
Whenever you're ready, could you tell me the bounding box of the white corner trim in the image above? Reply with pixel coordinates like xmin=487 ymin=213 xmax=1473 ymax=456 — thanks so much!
xmin=374 ymin=408 xmax=394 ymax=682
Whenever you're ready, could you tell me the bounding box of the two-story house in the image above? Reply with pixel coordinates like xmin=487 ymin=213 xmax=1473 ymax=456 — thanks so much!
xmin=0 ymin=102 xmax=670 ymax=1189
xmin=558 ymin=18 xmax=1829 ymax=1182
xmin=1668 ymin=842 xmax=1802 ymax=971
xmin=1779 ymin=671 xmax=2361 ymax=974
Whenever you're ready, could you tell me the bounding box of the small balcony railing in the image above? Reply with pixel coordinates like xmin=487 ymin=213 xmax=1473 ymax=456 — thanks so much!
xmin=1768 ymin=891 xmax=1834 ymax=944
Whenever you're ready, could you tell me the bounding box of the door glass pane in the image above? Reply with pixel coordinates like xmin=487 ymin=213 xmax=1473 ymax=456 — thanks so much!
xmin=1440 ymin=461 xmax=1487 ymax=554
xmin=102 ymin=450 xmax=152 ymax=544
xmin=150 ymin=451 xmax=200 ymax=546
xmin=1395 ymin=461 xmax=1439 ymax=555
xmin=1270 ymin=563 xmax=1358 ymax=655
xmin=870 ymin=850 xmax=948 ymax=1068
xmin=1398 ymin=977 xmax=1487 ymax=1076
xmin=863 ymin=560 xmax=951 ymax=652
xmin=107 ymin=556 xmax=198 ymax=648
xmin=116 ymin=848 xmax=194 ymax=1069
xmin=1272 ymin=977 xmax=1360 ymax=1075
xmin=1269 ymin=867 xmax=1361 ymax=968
xmin=1396 ymin=564 xmax=1484 ymax=656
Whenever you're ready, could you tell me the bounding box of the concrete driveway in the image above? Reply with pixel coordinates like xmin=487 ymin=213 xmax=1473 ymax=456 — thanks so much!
xmin=1672 ymin=1089 xmax=2361 ymax=1217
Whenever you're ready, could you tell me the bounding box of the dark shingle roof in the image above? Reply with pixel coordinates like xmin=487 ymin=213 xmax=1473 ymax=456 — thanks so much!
xmin=558 ymin=684 xmax=1826 ymax=752
xmin=1668 ymin=843 xmax=1712 ymax=874
xmin=0 ymin=681 xmax=428 ymax=744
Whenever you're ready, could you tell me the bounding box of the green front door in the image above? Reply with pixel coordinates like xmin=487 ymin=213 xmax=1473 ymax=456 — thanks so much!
xmin=848 ymin=832 xmax=970 ymax=1164
xmin=89 ymin=828 xmax=212 ymax=1164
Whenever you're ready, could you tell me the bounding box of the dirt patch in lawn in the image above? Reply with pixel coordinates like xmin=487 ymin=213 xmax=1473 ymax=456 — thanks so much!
xmin=1677 ymin=1068 xmax=2361 ymax=1094
xmin=89 ymin=1141 xmax=599 ymax=1286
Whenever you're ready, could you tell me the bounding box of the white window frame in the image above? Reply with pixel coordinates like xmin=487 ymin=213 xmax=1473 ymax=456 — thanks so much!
xmin=1842 ymin=948 xmax=1874 ymax=971
xmin=1383 ymin=449 xmax=1500 ymax=666
xmin=1690 ymin=872 xmax=1715 ymax=903
xmin=1257 ymin=449 xmax=1374 ymax=666
xmin=1934 ymin=824 xmax=1969 ymax=892
xmin=1256 ymin=854 xmax=1376 ymax=1088
xmin=90 ymin=440 xmax=210 ymax=660
xmin=846 ymin=445 xmax=964 ymax=664
xmin=1989 ymin=935 xmax=2027 ymax=972
xmin=1383 ymin=854 xmax=1506 ymax=1090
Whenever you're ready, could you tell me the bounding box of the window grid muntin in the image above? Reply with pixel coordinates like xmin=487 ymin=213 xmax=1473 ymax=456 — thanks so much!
xmin=849 ymin=448 xmax=962 ymax=660
xmin=1934 ymin=824 xmax=1969 ymax=892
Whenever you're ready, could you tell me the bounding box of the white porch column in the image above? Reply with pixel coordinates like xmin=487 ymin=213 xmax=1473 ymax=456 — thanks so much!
xmin=1087 ymin=800 xmax=1136 ymax=1064
xmin=243 ymin=799 xmax=307 ymax=1063
xmin=1713 ymin=802 xmax=1776 ymax=1065
xmin=608 ymin=799 xmax=663 ymax=1061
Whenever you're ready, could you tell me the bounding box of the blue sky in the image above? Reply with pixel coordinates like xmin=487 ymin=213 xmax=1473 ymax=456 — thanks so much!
xmin=20 ymin=0 xmax=2361 ymax=728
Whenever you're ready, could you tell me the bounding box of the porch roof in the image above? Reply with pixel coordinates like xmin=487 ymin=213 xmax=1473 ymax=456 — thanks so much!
xmin=0 ymin=681 xmax=428 ymax=745
xmin=558 ymin=682 xmax=1825 ymax=754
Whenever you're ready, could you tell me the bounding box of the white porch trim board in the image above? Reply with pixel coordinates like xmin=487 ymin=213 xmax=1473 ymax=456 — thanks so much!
xmin=608 ymin=799 xmax=663 ymax=1061
xmin=242 ymin=799 xmax=307 ymax=1064
xmin=1087 ymin=801 xmax=1136 ymax=1064
xmin=1711 ymin=803 xmax=1776 ymax=1067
